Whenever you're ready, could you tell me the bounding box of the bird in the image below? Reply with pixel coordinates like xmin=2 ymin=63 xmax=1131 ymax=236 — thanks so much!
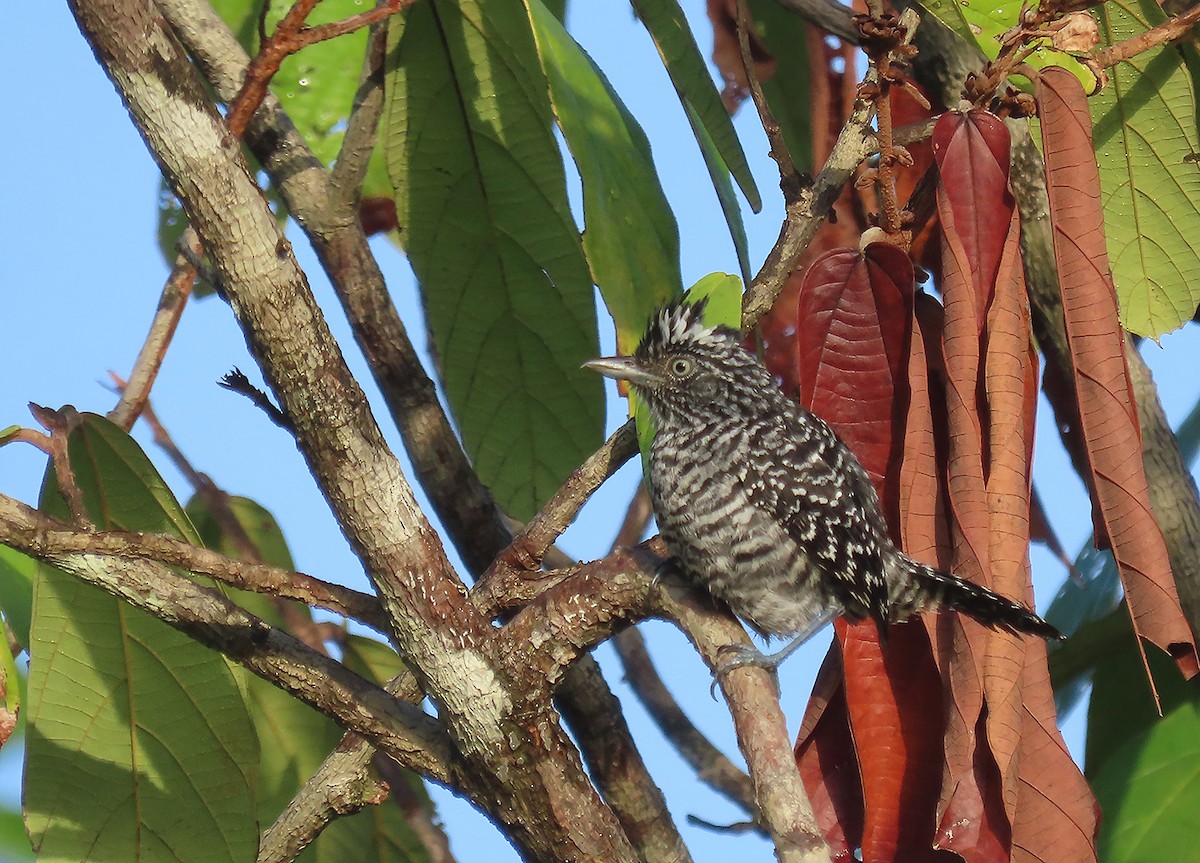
xmin=585 ymin=297 xmax=1061 ymax=675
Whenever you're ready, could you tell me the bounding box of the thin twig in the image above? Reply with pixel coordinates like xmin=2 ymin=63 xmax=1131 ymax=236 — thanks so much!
xmin=29 ymin=405 xmax=90 ymax=527
xmin=329 ymin=19 xmax=389 ymax=201
xmin=0 ymin=427 xmax=52 ymax=453
xmin=225 ymin=0 xmax=323 ymax=138
xmin=735 ymin=0 xmax=804 ymax=202
xmin=472 ymin=420 xmax=638 ymax=604
xmin=220 ymin=368 xmax=293 ymax=431
xmin=1093 ymin=1 xmax=1200 ymax=66
xmin=109 ymin=229 xmax=199 ymax=431
xmin=225 ymin=0 xmax=419 ymax=140
xmin=742 ymin=70 xmax=878 ymax=328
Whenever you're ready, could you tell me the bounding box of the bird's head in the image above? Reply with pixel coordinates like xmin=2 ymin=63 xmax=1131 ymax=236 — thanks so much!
xmin=584 ymin=298 xmax=769 ymax=419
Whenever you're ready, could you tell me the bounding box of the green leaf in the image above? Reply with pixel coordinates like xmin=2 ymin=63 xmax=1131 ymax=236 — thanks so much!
xmin=685 ymin=99 xmax=753 ymax=287
xmin=0 ymin=425 xmax=19 ymax=444
xmin=631 ymin=274 xmax=743 ymax=463
xmin=914 ymin=0 xmax=1096 ymax=91
xmin=0 ymin=806 xmax=33 ymax=863
xmin=1091 ymin=698 xmax=1200 ymax=861
xmin=0 ymin=545 xmax=35 ymax=651
xmin=25 ymin=414 xmax=259 ymax=863
xmin=630 ymin=0 xmax=760 ymax=212
xmin=209 ymin=0 xmax=383 ymax=175
xmin=528 ymin=0 xmax=680 ymax=356
xmin=1091 ymin=0 xmax=1200 ymax=337
xmin=184 ymin=495 xmax=432 ymax=863
xmin=383 ymin=0 xmax=603 ymax=520
xmin=746 ymin=0 xmax=813 ymax=172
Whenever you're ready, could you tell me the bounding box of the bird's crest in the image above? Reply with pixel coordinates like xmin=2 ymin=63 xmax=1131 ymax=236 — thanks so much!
xmin=637 ymin=297 xmax=737 ymax=358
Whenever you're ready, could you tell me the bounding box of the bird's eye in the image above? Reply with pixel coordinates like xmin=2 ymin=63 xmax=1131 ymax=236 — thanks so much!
xmin=670 ymin=358 xmax=693 ymax=376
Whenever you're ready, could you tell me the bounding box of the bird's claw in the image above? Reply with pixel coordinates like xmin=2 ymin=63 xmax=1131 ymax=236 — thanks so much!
xmin=708 ymin=643 xmax=782 ymax=699
xmin=652 ymin=556 xmax=683 ymax=587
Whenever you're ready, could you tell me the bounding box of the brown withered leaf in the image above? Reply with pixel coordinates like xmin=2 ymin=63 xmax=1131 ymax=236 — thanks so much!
xmin=1009 ymin=646 xmax=1100 ymax=862
xmin=1035 ymin=67 xmax=1199 ymax=679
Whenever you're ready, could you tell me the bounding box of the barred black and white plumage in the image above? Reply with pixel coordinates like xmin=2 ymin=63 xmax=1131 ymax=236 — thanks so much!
xmin=585 ymin=299 xmax=1059 ymax=663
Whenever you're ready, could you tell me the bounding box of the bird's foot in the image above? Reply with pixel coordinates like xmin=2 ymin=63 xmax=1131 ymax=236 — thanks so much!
xmin=709 ymin=643 xmax=783 ymax=699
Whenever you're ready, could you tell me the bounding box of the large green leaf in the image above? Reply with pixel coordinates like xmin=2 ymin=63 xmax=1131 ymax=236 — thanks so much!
xmin=0 ymin=806 xmax=33 ymax=863
xmin=684 ymin=99 xmax=753 ymax=287
xmin=186 ymin=496 xmax=431 ymax=863
xmin=186 ymin=495 xmax=339 ymax=827
xmin=25 ymin=414 xmax=259 ymax=863
xmin=630 ymin=0 xmax=760 ymax=212
xmin=1091 ymin=0 xmax=1200 ymax=337
xmin=528 ymin=0 xmax=680 ymax=356
xmin=383 ymin=0 xmax=602 ymax=520
xmin=1091 ymin=697 xmax=1200 ymax=861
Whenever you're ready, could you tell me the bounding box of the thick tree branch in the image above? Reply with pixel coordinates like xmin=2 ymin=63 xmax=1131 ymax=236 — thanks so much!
xmin=157 ymin=0 xmax=512 ymax=579
xmin=507 ymin=544 xmax=830 ymax=862
xmin=7 ymin=516 xmax=388 ymax=632
xmin=70 ymin=4 xmax=640 ymax=860
xmin=773 ymin=0 xmax=859 ymax=44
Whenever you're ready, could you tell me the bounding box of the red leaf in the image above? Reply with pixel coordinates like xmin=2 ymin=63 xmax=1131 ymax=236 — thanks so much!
xmin=795 ymin=244 xmax=914 ymax=505
xmin=795 ymin=649 xmax=862 ymax=861
xmin=1009 ymin=645 xmax=1100 ymax=862
xmin=932 ymin=111 xmax=1014 ymax=329
xmin=359 ymin=196 xmax=398 ymax=236
xmin=1036 ymin=67 xmax=1199 ymax=679
xmin=794 ymin=246 xmax=949 ymax=862
xmin=842 ymin=621 xmax=945 ymax=863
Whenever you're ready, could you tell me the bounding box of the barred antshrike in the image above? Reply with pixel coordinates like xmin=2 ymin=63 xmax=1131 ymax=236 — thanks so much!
xmin=586 ymin=299 xmax=1060 ymax=673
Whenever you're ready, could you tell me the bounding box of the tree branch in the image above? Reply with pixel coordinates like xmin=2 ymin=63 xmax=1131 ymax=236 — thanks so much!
xmin=108 ymin=230 xmax=197 ymax=431
xmin=0 ymin=492 xmax=455 ymax=782
xmin=742 ymin=67 xmax=878 ymax=328
xmin=1093 ymin=1 xmax=1200 ymax=67
xmin=157 ymin=0 xmax=512 ymax=578
xmin=773 ymin=0 xmax=860 ymax=44
xmin=8 ymin=515 xmax=388 ymax=632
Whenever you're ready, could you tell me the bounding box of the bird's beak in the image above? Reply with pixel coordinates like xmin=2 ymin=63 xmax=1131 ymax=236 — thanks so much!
xmin=582 ymin=356 xmax=662 ymax=388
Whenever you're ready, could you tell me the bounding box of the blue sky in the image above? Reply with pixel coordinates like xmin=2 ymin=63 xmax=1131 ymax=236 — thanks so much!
xmin=3 ymin=3 xmax=1200 ymax=862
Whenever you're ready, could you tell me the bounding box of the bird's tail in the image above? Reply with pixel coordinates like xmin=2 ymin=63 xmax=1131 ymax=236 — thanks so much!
xmin=899 ymin=556 xmax=1063 ymax=640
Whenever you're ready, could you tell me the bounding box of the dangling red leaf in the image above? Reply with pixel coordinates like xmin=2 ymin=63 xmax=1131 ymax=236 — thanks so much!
xmin=1036 ymin=67 xmax=1198 ymax=679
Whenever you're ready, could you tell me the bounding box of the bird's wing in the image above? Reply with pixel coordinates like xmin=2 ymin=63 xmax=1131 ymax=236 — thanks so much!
xmin=742 ymin=410 xmax=891 ymax=626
